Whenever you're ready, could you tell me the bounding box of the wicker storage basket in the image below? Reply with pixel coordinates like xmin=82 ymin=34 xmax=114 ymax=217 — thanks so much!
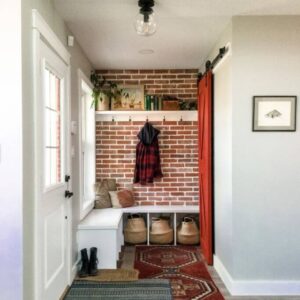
xmin=124 ymin=214 xmax=147 ymax=244
xmin=177 ymin=217 xmax=200 ymax=245
xmin=150 ymin=217 xmax=174 ymax=244
xmin=150 ymin=229 xmax=174 ymax=244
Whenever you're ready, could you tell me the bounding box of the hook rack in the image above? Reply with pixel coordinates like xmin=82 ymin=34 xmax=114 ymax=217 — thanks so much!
xmin=94 ymin=111 xmax=198 ymax=122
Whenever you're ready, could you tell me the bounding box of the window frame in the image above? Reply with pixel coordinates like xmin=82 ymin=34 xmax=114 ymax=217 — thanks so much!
xmin=42 ymin=59 xmax=66 ymax=193
xmin=78 ymin=69 xmax=95 ymax=220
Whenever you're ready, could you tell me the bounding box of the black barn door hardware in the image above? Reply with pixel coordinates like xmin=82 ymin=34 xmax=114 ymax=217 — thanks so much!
xmin=197 ymin=46 xmax=227 ymax=83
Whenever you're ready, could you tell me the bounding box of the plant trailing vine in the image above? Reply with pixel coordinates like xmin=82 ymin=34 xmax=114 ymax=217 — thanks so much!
xmin=90 ymin=71 xmax=122 ymax=108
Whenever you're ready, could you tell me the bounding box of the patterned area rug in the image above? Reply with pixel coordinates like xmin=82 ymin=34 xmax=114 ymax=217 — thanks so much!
xmin=134 ymin=246 xmax=224 ymax=300
xmin=64 ymin=279 xmax=172 ymax=300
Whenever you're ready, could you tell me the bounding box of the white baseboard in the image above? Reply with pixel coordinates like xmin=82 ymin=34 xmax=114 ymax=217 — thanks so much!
xmin=213 ymin=255 xmax=300 ymax=296
xmin=71 ymin=259 xmax=80 ymax=281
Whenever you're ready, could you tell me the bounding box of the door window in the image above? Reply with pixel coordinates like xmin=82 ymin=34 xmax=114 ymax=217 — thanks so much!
xmin=44 ymin=68 xmax=63 ymax=187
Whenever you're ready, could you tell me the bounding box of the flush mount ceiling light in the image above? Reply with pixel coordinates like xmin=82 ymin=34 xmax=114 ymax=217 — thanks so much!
xmin=134 ymin=0 xmax=157 ymax=36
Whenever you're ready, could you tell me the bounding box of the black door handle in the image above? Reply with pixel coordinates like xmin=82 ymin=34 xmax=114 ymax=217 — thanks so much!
xmin=65 ymin=190 xmax=74 ymax=198
xmin=65 ymin=175 xmax=71 ymax=182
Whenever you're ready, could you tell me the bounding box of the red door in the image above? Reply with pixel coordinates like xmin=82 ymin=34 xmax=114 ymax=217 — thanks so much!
xmin=198 ymin=71 xmax=213 ymax=265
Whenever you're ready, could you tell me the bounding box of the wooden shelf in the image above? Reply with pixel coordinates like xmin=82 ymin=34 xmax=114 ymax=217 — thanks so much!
xmin=95 ymin=110 xmax=198 ymax=121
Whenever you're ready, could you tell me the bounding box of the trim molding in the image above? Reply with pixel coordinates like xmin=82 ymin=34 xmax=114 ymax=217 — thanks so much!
xmin=214 ymin=255 xmax=300 ymax=296
xmin=32 ymin=9 xmax=70 ymax=64
xmin=71 ymin=259 xmax=80 ymax=281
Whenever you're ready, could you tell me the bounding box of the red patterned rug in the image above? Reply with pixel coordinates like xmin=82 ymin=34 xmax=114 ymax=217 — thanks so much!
xmin=134 ymin=246 xmax=224 ymax=300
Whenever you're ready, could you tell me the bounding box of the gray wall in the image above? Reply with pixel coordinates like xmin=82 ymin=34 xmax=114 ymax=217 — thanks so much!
xmin=232 ymin=16 xmax=300 ymax=280
xmin=209 ymin=16 xmax=300 ymax=283
xmin=211 ymin=23 xmax=234 ymax=277
xmin=22 ymin=1 xmax=92 ymax=298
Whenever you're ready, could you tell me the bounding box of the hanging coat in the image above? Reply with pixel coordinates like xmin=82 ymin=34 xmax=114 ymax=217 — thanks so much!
xmin=134 ymin=122 xmax=163 ymax=185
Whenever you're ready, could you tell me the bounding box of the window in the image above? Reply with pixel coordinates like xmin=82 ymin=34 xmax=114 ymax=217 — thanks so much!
xmin=78 ymin=70 xmax=95 ymax=219
xmin=44 ymin=68 xmax=63 ymax=187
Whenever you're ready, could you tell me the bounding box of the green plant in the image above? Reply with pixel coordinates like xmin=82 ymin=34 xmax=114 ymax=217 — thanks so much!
xmin=90 ymin=71 xmax=122 ymax=108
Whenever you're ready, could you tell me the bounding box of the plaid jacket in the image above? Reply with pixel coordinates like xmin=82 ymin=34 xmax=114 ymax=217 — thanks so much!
xmin=134 ymin=123 xmax=163 ymax=185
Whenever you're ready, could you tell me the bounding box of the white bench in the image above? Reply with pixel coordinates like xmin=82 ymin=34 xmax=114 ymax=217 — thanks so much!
xmin=77 ymin=209 xmax=124 ymax=269
xmin=77 ymin=205 xmax=198 ymax=269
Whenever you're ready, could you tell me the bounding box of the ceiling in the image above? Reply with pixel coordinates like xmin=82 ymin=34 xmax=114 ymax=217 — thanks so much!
xmin=54 ymin=0 xmax=300 ymax=69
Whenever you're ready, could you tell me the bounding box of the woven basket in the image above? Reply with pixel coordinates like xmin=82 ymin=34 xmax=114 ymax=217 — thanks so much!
xmin=150 ymin=217 xmax=173 ymax=244
xmin=151 ymin=217 xmax=171 ymax=234
xmin=150 ymin=229 xmax=174 ymax=244
xmin=177 ymin=217 xmax=199 ymax=245
xmin=124 ymin=228 xmax=147 ymax=244
xmin=124 ymin=214 xmax=147 ymax=244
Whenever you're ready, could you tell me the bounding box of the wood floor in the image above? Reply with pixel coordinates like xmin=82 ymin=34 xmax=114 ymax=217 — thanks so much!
xmin=121 ymin=246 xmax=300 ymax=300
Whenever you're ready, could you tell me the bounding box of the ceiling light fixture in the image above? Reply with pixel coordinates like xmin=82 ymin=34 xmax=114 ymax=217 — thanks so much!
xmin=134 ymin=0 xmax=157 ymax=36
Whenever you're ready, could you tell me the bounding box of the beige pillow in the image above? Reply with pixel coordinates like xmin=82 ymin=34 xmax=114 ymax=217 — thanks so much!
xmin=109 ymin=191 xmax=122 ymax=208
xmin=102 ymin=179 xmax=117 ymax=191
xmin=94 ymin=183 xmax=112 ymax=209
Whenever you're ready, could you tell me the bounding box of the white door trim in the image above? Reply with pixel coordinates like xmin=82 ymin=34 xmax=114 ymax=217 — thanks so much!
xmin=77 ymin=69 xmax=95 ymax=220
xmin=32 ymin=10 xmax=72 ymax=300
xmin=32 ymin=9 xmax=70 ymax=65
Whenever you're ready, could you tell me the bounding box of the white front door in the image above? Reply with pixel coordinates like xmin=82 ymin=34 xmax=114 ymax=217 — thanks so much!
xmin=37 ymin=40 xmax=70 ymax=300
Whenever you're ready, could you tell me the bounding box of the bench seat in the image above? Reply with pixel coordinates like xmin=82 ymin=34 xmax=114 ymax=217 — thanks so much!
xmin=77 ymin=205 xmax=199 ymax=269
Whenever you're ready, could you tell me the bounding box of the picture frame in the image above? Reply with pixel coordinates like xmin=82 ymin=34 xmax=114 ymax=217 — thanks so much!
xmin=111 ymin=85 xmax=144 ymax=111
xmin=252 ymin=96 xmax=297 ymax=131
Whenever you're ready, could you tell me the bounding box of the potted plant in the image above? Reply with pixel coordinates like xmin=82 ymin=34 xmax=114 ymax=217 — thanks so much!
xmin=90 ymin=71 xmax=122 ymax=111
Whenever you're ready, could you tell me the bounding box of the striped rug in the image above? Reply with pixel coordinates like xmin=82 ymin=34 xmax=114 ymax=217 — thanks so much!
xmin=64 ymin=279 xmax=172 ymax=300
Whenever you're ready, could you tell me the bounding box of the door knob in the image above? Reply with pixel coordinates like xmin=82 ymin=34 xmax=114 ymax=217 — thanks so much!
xmin=65 ymin=190 xmax=74 ymax=198
xmin=65 ymin=175 xmax=71 ymax=182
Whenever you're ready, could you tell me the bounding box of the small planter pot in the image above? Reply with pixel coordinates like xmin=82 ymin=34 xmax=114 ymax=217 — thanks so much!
xmin=96 ymin=94 xmax=110 ymax=111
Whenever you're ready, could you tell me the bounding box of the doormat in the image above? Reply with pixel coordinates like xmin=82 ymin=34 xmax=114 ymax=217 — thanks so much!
xmin=134 ymin=245 xmax=225 ymax=300
xmin=76 ymin=268 xmax=139 ymax=282
xmin=63 ymin=279 xmax=172 ymax=300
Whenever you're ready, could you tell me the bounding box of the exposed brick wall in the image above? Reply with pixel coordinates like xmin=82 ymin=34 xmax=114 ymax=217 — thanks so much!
xmin=95 ymin=69 xmax=198 ymax=102
xmin=96 ymin=120 xmax=199 ymax=206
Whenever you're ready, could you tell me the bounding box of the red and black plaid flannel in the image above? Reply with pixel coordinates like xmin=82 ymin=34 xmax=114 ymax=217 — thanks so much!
xmin=134 ymin=136 xmax=163 ymax=185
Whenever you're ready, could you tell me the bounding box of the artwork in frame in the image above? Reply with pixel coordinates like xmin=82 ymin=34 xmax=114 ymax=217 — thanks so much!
xmin=253 ymin=96 xmax=297 ymax=131
xmin=111 ymin=85 xmax=144 ymax=111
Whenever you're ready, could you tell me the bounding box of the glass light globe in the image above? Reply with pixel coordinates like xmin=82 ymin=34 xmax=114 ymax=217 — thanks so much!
xmin=134 ymin=13 xmax=157 ymax=36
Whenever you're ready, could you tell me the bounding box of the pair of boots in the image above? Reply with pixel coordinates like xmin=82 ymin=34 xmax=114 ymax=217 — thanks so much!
xmin=79 ymin=247 xmax=98 ymax=277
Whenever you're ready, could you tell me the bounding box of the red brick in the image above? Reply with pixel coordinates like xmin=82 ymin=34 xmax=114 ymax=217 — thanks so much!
xmin=94 ymin=71 xmax=199 ymax=206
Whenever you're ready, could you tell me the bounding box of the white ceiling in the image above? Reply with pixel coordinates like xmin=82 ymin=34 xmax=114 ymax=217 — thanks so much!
xmin=54 ymin=0 xmax=300 ymax=69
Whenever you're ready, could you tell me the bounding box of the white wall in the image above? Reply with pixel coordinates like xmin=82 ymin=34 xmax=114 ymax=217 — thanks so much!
xmin=211 ymin=16 xmax=300 ymax=295
xmin=22 ymin=1 xmax=92 ymax=298
xmin=0 ymin=1 xmax=23 ymax=299
xmin=212 ymin=24 xmax=233 ymax=277
xmin=232 ymin=16 xmax=300 ymax=281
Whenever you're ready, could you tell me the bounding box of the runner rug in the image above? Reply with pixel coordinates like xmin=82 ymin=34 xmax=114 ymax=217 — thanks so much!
xmin=64 ymin=279 xmax=172 ymax=300
xmin=134 ymin=245 xmax=225 ymax=300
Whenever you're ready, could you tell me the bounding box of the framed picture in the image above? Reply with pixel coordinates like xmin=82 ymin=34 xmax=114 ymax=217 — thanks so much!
xmin=111 ymin=85 xmax=144 ymax=111
xmin=253 ymin=96 xmax=297 ymax=131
